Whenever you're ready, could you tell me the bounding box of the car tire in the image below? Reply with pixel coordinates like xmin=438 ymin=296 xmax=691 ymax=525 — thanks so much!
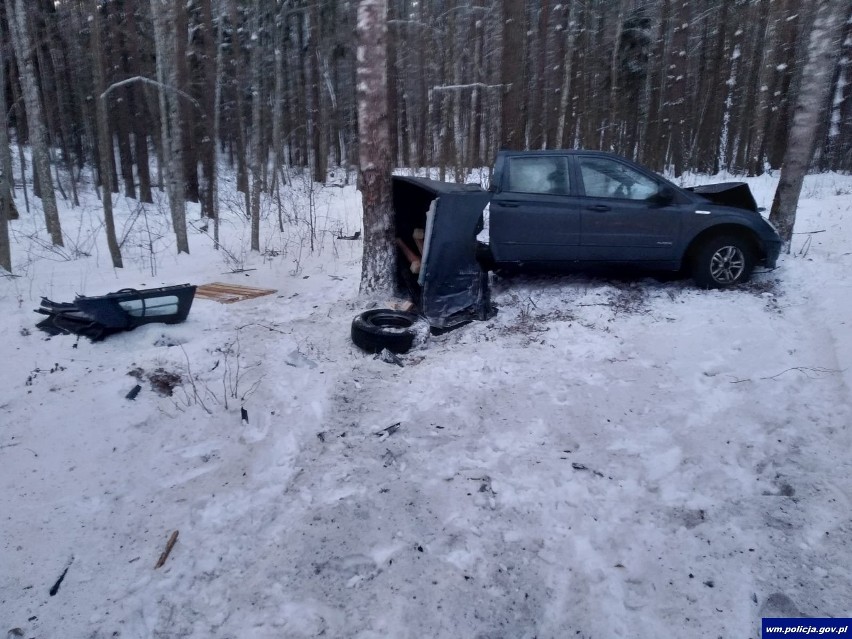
xmin=691 ymin=235 xmax=755 ymax=288
xmin=351 ymin=309 xmax=428 ymax=354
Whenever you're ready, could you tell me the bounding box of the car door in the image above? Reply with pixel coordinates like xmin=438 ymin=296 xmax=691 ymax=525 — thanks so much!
xmin=574 ymin=155 xmax=683 ymax=262
xmin=489 ymin=155 xmax=580 ymax=263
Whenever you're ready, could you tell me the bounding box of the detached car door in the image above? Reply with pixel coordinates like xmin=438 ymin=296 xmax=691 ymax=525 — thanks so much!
xmin=574 ymin=155 xmax=684 ymax=263
xmin=489 ymin=155 xmax=580 ymax=264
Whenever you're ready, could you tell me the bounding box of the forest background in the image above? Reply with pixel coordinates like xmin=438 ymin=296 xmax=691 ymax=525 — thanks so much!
xmin=0 ymin=0 xmax=851 ymax=273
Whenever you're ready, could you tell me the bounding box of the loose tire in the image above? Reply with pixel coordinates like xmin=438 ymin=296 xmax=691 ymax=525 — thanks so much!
xmin=351 ymin=309 xmax=427 ymax=354
xmin=691 ymin=235 xmax=755 ymax=288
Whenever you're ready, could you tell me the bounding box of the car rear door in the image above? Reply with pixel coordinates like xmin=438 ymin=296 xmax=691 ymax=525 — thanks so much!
xmin=574 ymin=155 xmax=683 ymax=262
xmin=489 ymin=155 xmax=580 ymax=263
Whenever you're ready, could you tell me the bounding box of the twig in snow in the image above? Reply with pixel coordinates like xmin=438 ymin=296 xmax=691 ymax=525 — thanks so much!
xmin=730 ymin=366 xmax=844 ymax=383
xmin=154 ymin=531 xmax=179 ymax=569
xmin=761 ymin=366 xmax=842 ymax=380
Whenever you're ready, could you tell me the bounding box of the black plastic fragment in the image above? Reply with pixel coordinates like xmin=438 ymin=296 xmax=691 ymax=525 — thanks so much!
xmin=49 ymin=566 xmax=70 ymax=596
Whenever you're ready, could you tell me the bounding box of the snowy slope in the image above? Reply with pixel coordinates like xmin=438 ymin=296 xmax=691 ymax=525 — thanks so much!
xmin=1 ymin=170 xmax=850 ymax=639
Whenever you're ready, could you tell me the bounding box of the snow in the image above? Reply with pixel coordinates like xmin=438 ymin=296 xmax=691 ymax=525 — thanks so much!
xmin=2 ymin=168 xmax=852 ymax=638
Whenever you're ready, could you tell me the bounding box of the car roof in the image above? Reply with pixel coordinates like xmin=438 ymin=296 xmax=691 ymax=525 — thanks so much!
xmin=496 ymin=149 xmax=622 ymax=159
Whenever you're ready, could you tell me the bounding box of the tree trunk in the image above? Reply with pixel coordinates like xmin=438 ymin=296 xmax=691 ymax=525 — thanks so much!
xmin=8 ymin=0 xmax=63 ymax=246
xmin=199 ymin=0 xmax=218 ymax=218
xmin=501 ymin=0 xmax=525 ymax=150
xmin=123 ymin=0 xmax=153 ymax=203
xmin=769 ymin=0 xmax=847 ymax=243
xmin=0 ymin=19 xmax=18 ymax=222
xmin=249 ymin=0 xmax=263 ymax=252
xmin=356 ymin=0 xmax=395 ymax=296
xmin=151 ymin=0 xmax=189 ymax=254
xmin=0 ymin=19 xmax=14 ymax=271
xmin=667 ymin=0 xmax=689 ymax=176
xmin=555 ymin=2 xmax=577 ymax=148
xmin=229 ymin=0 xmax=250 ymax=214
xmin=309 ymin=3 xmax=327 ymax=182
xmin=88 ymin=0 xmax=122 ymax=268
xmin=212 ymin=0 xmax=225 ymax=247
xmin=175 ymin=2 xmax=199 ymax=203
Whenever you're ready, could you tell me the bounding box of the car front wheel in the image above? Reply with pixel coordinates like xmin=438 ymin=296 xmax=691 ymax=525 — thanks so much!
xmin=691 ymin=235 xmax=755 ymax=288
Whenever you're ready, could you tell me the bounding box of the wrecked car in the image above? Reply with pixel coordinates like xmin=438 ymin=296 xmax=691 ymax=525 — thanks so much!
xmin=351 ymin=152 xmax=783 ymax=353
xmin=351 ymin=177 xmax=492 ymax=354
xmin=487 ymin=150 xmax=782 ymax=288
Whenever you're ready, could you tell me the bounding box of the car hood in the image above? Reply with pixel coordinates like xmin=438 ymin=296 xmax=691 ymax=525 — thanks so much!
xmin=684 ymin=182 xmax=758 ymax=213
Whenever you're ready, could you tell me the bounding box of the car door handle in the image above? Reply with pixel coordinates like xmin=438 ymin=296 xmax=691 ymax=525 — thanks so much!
xmin=587 ymin=204 xmax=611 ymax=212
xmin=495 ymin=200 xmax=520 ymax=208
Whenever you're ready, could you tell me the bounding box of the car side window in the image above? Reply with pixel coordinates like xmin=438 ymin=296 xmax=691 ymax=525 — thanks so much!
xmin=506 ymin=157 xmax=570 ymax=195
xmin=578 ymin=157 xmax=659 ymax=201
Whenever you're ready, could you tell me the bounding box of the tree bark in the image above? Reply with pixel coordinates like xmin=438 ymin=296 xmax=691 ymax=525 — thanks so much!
xmin=555 ymin=2 xmax=577 ymax=148
xmin=249 ymin=0 xmax=263 ymax=252
xmin=501 ymin=0 xmax=525 ymax=150
xmin=8 ymin=0 xmax=63 ymax=246
xmin=229 ymin=0 xmax=250 ymax=214
xmin=0 ymin=19 xmax=14 ymax=271
xmin=151 ymin=0 xmax=189 ymax=254
xmin=356 ymin=0 xmax=395 ymax=296
xmin=88 ymin=0 xmax=122 ymax=268
xmin=175 ymin=2 xmax=199 ymax=203
xmin=769 ymin=0 xmax=848 ymax=243
xmin=123 ymin=0 xmax=153 ymax=203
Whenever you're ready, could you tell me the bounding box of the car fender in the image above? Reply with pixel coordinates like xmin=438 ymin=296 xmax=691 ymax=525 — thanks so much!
xmin=681 ymin=214 xmax=770 ymax=264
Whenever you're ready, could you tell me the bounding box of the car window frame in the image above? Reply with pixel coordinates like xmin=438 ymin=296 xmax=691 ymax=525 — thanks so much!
xmin=573 ymin=155 xmax=665 ymax=203
xmin=504 ymin=155 xmax=573 ymax=197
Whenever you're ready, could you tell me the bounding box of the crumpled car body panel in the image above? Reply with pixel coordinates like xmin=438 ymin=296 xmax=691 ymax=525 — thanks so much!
xmin=392 ymin=177 xmax=491 ymax=329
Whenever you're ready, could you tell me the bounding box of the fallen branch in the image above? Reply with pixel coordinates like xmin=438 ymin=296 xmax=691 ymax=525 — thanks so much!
xmin=730 ymin=366 xmax=843 ymax=384
xmin=762 ymin=366 xmax=842 ymax=380
xmin=154 ymin=530 xmax=179 ymax=569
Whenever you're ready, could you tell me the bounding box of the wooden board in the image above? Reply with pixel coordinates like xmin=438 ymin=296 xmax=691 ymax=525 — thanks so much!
xmin=195 ymin=282 xmax=278 ymax=304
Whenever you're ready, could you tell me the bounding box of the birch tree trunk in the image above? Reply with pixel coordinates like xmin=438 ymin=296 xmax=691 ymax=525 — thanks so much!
xmin=8 ymin=0 xmax=63 ymax=246
xmin=89 ymin=0 xmax=123 ymax=268
xmin=249 ymin=0 xmax=263 ymax=252
xmin=769 ymin=0 xmax=848 ymax=243
xmin=356 ymin=0 xmax=395 ymax=296
xmin=212 ymin=1 xmax=225 ymax=247
xmin=151 ymin=0 xmax=189 ymax=254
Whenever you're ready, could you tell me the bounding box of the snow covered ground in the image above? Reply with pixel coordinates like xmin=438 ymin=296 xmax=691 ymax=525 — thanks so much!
xmin=1 ymin=168 xmax=851 ymax=638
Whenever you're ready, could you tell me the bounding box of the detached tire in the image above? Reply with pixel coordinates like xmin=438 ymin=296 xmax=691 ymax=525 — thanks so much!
xmin=351 ymin=309 xmax=426 ymax=354
xmin=691 ymin=235 xmax=755 ymax=289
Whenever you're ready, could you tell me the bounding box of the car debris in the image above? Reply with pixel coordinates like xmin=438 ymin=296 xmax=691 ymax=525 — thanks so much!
xmin=35 ymin=284 xmax=196 ymax=341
